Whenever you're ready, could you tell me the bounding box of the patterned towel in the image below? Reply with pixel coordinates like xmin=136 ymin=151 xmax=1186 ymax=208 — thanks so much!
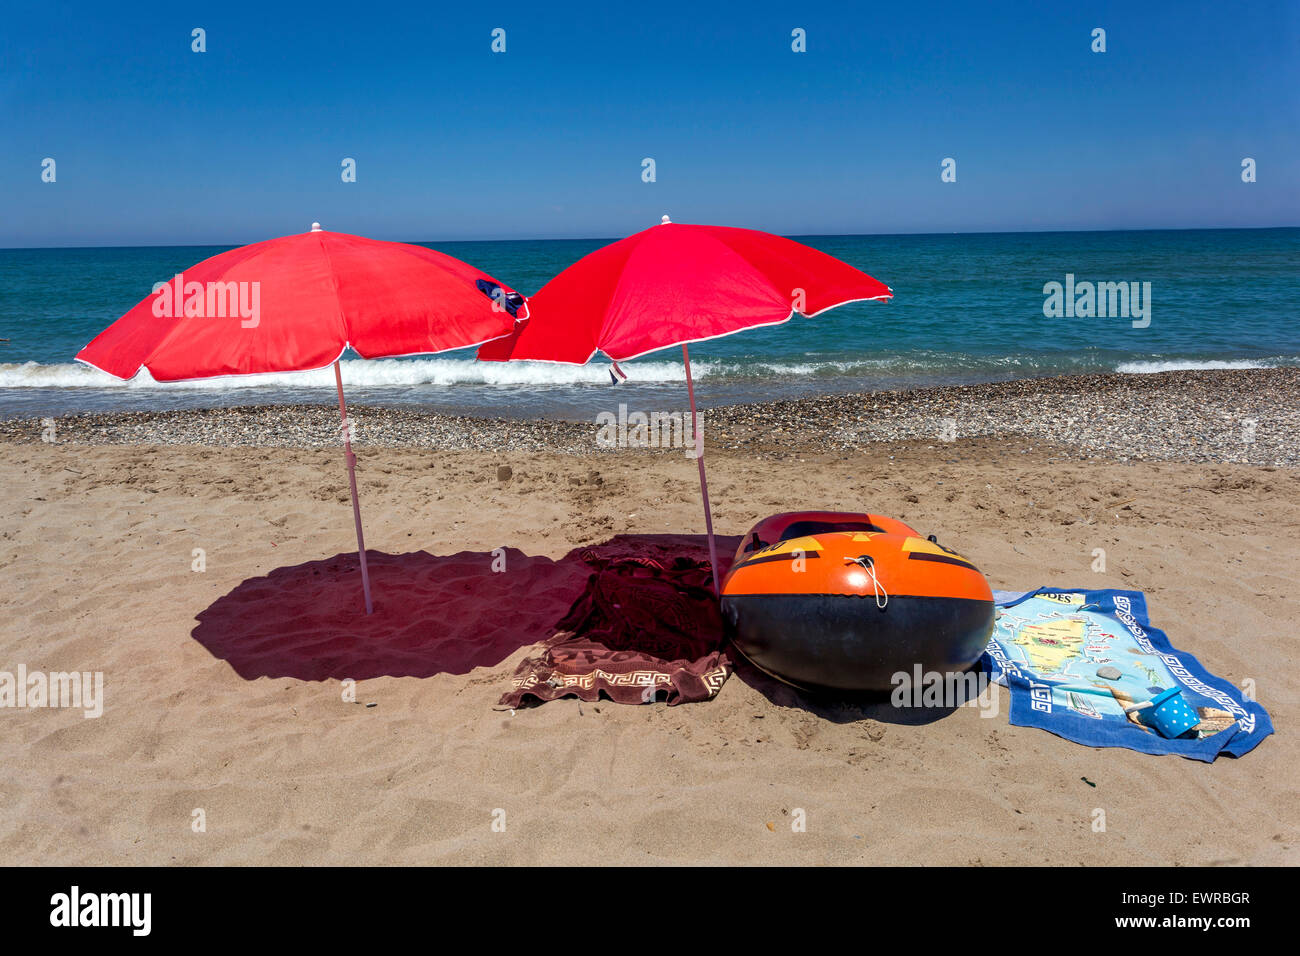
xmin=984 ymin=588 xmax=1273 ymax=761
xmin=500 ymin=554 xmax=730 ymax=707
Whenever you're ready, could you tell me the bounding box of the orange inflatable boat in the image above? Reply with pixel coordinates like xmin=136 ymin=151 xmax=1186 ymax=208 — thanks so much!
xmin=720 ymin=511 xmax=994 ymax=692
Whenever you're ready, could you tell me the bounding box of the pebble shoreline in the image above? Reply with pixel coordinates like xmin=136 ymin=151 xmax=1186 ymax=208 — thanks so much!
xmin=1 ymin=368 xmax=1296 ymax=467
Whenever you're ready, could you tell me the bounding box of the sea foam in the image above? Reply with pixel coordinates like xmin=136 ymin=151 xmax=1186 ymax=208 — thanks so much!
xmin=0 ymin=358 xmax=689 ymax=389
xmin=1115 ymin=359 xmax=1275 ymax=374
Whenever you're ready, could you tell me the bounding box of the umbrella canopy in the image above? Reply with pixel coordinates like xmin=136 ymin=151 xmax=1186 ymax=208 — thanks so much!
xmin=78 ymin=224 xmax=524 ymax=381
xmin=478 ymin=217 xmax=889 ymax=363
xmin=479 ymin=216 xmax=892 ymax=593
xmin=76 ymin=223 xmax=527 ymax=615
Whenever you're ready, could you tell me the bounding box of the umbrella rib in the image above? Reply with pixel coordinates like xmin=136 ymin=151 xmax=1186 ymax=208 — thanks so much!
xmin=530 ymin=234 xmax=642 ymax=356
xmin=602 ymin=310 xmax=798 ymax=363
xmin=131 ymin=240 xmax=277 ymax=379
xmin=706 ymin=227 xmax=893 ymax=312
xmin=314 ymin=233 xmax=353 ymax=353
xmin=602 ymin=230 xmax=781 ymax=355
xmin=348 ymin=239 xmax=526 ymax=354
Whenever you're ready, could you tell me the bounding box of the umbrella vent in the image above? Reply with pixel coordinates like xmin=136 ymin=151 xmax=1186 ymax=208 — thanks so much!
xmin=475 ymin=279 xmax=525 ymax=318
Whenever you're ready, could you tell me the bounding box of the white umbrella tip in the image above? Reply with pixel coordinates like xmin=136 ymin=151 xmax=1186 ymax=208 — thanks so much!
xmin=310 ymin=222 xmax=323 ymax=232
xmin=660 ymin=215 xmax=672 ymax=224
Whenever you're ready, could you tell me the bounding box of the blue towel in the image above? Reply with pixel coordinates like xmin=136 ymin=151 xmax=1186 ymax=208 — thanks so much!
xmin=982 ymin=588 xmax=1273 ymax=761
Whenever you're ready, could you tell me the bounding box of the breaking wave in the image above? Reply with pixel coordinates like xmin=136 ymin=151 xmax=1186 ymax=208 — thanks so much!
xmin=1 ymin=354 xmax=1294 ymax=391
xmin=1114 ymin=359 xmax=1279 ymax=374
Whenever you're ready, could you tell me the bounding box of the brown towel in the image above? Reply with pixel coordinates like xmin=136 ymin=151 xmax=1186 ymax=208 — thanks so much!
xmin=499 ymin=554 xmax=730 ymax=707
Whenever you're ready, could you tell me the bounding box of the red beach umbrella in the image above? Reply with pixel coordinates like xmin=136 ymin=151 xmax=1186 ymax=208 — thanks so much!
xmin=479 ymin=216 xmax=892 ymax=592
xmin=77 ymin=223 xmax=526 ymax=614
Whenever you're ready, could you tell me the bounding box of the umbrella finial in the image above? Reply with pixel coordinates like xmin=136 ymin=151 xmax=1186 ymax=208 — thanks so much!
xmin=310 ymin=222 xmax=323 ymax=232
xmin=660 ymin=214 xmax=672 ymax=225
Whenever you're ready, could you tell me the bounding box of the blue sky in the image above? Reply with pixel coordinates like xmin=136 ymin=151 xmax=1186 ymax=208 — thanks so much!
xmin=2 ymin=0 xmax=1296 ymax=246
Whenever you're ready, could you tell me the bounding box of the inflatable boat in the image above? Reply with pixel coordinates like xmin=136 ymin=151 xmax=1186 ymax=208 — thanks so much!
xmin=720 ymin=511 xmax=994 ymax=692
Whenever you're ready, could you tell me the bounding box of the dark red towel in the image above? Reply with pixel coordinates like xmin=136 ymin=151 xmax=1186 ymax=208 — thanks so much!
xmin=499 ymin=554 xmax=730 ymax=707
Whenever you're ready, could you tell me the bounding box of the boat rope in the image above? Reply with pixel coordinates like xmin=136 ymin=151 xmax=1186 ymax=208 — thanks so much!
xmin=848 ymin=555 xmax=889 ymax=609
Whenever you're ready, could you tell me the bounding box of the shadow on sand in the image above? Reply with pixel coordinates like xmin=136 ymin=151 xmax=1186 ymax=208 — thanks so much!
xmin=192 ymin=533 xmax=739 ymax=682
xmin=193 ymin=530 xmax=981 ymax=726
xmin=730 ymin=654 xmax=982 ymax=727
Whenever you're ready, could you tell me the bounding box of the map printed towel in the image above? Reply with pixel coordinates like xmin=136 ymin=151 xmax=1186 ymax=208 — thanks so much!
xmin=983 ymin=588 xmax=1273 ymax=761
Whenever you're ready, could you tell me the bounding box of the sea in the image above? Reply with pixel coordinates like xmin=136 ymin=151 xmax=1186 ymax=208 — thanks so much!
xmin=0 ymin=228 xmax=1296 ymax=421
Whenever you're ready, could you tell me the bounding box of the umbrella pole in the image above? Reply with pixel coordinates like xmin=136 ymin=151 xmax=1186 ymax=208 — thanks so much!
xmin=682 ymin=344 xmax=721 ymax=595
xmin=334 ymin=361 xmax=374 ymax=615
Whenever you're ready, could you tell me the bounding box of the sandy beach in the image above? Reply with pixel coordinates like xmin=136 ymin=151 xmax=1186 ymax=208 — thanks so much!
xmin=1 ymin=368 xmax=1296 ymax=866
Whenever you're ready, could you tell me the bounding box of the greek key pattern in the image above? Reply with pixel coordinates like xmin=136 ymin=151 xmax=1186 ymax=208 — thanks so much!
xmin=513 ymin=669 xmax=672 ymax=691
xmin=699 ymin=666 xmax=728 ymax=695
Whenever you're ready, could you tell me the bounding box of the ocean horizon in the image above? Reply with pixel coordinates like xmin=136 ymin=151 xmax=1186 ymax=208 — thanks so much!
xmin=2 ymin=226 xmax=1296 ymax=421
